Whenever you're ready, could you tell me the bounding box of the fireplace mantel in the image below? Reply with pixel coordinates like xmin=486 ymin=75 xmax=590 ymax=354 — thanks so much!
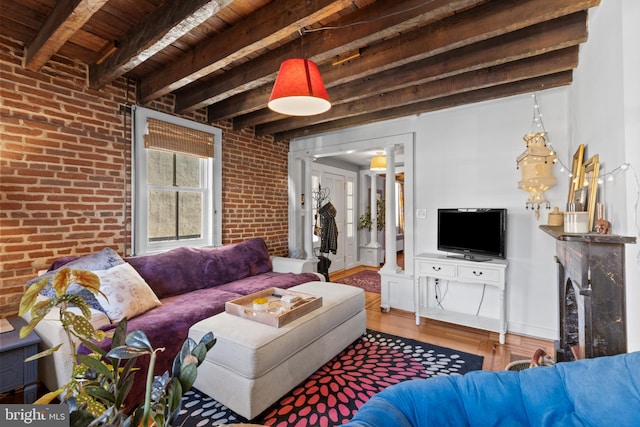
xmin=540 ymin=225 xmax=636 ymax=361
xmin=540 ymin=225 xmax=636 ymax=245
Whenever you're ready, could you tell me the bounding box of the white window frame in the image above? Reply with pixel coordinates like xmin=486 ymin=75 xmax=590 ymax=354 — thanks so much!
xmin=132 ymin=106 xmax=222 ymax=255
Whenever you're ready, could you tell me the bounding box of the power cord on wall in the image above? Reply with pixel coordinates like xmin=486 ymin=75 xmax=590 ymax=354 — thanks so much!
xmin=434 ymin=279 xmax=448 ymax=309
xmin=475 ymin=284 xmax=487 ymax=316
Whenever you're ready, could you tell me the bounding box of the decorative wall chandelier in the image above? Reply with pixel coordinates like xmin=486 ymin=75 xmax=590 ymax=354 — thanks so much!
xmin=370 ymin=151 xmax=386 ymax=171
xmin=516 ymin=94 xmax=557 ymax=220
xmin=268 ymin=58 xmax=331 ymax=116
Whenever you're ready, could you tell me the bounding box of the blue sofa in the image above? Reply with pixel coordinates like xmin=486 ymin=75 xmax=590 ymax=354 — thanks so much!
xmin=345 ymin=351 xmax=640 ymax=427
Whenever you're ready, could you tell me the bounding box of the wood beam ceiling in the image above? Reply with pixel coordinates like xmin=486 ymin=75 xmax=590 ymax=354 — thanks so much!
xmin=88 ymin=0 xmax=233 ymax=89
xmin=25 ymin=0 xmax=108 ymax=71
xmin=6 ymin=0 xmax=601 ymax=140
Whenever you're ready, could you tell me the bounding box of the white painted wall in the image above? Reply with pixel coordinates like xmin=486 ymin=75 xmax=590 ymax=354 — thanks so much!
xmin=413 ymin=91 xmax=568 ymax=340
xmin=290 ymin=0 xmax=639 ymax=345
xmin=570 ymin=0 xmax=640 ymax=351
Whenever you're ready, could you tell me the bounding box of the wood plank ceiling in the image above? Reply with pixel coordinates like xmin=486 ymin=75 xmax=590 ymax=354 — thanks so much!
xmin=1 ymin=0 xmax=601 ymax=141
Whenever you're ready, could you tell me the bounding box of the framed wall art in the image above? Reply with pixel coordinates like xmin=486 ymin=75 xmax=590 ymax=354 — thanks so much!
xmin=583 ymin=154 xmax=600 ymax=232
xmin=567 ymin=144 xmax=585 ymax=205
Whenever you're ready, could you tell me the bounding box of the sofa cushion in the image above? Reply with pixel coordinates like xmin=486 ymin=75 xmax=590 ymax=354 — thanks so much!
xmin=125 ymin=238 xmax=273 ymax=299
xmin=345 ymin=352 xmax=640 ymax=427
xmin=94 ymin=263 xmax=162 ymax=323
xmin=215 ymin=271 xmax=321 ymax=295
xmin=30 ymin=247 xmax=124 ymax=313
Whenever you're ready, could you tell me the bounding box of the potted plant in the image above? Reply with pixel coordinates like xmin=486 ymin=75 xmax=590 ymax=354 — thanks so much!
xmin=358 ymin=196 xmax=385 ymax=231
xmin=19 ymin=267 xmax=216 ymax=427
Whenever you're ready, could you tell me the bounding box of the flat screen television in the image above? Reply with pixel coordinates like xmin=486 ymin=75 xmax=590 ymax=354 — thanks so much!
xmin=437 ymin=208 xmax=507 ymax=261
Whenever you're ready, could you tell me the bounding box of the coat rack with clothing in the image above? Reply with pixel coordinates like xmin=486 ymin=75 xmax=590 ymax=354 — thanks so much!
xmin=313 ymin=184 xmax=338 ymax=281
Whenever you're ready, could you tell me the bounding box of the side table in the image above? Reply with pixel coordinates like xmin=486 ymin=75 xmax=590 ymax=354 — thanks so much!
xmin=0 ymin=316 xmax=41 ymax=403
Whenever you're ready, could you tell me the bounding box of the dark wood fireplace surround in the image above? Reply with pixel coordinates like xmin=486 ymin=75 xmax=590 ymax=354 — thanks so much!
xmin=540 ymin=226 xmax=636 ymax=362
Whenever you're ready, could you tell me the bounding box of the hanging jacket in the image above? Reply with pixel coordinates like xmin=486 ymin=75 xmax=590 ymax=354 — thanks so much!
xmin=318 ymin=202 xmax=338 ymax=254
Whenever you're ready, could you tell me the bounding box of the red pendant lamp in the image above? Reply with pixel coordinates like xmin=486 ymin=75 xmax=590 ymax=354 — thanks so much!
xmin=268 ymin=58 xmax=331 ymax=116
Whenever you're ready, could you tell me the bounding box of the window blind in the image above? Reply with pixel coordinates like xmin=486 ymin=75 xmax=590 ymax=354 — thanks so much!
xmin=144 ymin=118 xmax=214 ymax=158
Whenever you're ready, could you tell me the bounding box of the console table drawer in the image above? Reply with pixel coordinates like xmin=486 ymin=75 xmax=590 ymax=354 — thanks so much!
xmin=416 ymin=261 xmax=455 ymax=278
xmin=458 ymin=266 xmax=500 ymax=283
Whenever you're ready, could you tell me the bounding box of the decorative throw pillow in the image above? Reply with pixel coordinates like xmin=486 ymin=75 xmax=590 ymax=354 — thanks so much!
xmin=94 ymin=263 xmax=161 ymax=323
xmin=29 ymin=247 xmax=125 ymax=312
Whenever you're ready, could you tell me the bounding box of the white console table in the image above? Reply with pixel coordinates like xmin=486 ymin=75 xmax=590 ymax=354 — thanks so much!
xmin=414 ymin=253 xmax=508 ymax=344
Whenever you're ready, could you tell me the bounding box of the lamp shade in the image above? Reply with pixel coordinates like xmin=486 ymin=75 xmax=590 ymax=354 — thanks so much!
xmin=370 ymin=152 xmax=386 ymax=171
xmin=268 ymin=59 xmax=331 ymax=116
xmin=516 ymin=132 xmax=557 ymax=219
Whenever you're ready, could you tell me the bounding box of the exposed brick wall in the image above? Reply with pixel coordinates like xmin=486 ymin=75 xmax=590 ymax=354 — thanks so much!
xmin=0 ymin=35 xmax=290 ymax=318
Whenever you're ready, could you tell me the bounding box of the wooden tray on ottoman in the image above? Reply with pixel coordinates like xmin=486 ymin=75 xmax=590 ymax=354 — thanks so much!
xmin=225 ymin=287 xmax=322 ymax=327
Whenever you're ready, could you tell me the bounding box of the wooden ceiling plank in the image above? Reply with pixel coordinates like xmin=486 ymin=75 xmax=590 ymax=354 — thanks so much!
xmin=175 ymin=0 xmax=485 ymax=112
xmin=138 ymin=0 xmax=355 ymax=103
xmin=88 ymin=0 xmax=235 ymax=89
xmin=272 ymin=72 xmax=574 ymax=141
xmin=25 ymin=0 xmax=108 ymax=71
xmin=182 ymin=0 xmax=598 ymax=114
xmin=256 ymin=47 xmax=579 ymax=135
xmin=220 ymin=12 xmax=587 ymax=125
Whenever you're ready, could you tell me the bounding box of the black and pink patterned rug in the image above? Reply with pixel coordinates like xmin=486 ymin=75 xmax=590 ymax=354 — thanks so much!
xmin=334 ymin=269 xmax=381 ymax=293
xmin=175 ymin=330 xmax=483 ymax=426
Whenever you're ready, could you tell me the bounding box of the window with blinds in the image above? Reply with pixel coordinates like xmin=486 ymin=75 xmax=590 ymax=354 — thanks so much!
xmin=132 ymin=106 xmax=222 ymax=255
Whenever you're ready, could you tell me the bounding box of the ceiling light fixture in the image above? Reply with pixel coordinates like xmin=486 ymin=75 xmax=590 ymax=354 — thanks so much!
xmin=370 ymin=151 xmax=387 ymax=171
xmin=516 ymin=93 xmax=557 ymax=220
xmin=268 ymin=58 xmax=331 ymax=116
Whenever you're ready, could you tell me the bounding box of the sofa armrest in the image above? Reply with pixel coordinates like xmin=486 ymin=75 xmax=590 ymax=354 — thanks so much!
xmin=271 ymin=256 xmax=324 ymax=279
xmin=21 ymin=296 xmax=111 ymax=393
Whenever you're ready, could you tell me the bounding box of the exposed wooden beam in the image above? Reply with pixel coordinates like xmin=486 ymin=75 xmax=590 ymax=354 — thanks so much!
xmin=138 ymin=0 xmax=354 ymax=103
xmin=25 ymin=0 xmax=108 ymax=71
xmin=271 ymin=72 xmax=574 ymax=141
xmin=228 ymin=12 xmax=587 ymax=128
xmin=88 ymin=0 xmax=232 ymax=89
xmin=197 ymin=0 xmax=596 ymax=117
xmin=175 ymin=0 xmax=485 ymax=113
xmin=257 ymin=48 xmax=579 ymax=136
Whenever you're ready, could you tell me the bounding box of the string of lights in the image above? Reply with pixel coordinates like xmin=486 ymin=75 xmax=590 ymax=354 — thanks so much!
xmin=531 ymin=93 xmax=639 ymax=253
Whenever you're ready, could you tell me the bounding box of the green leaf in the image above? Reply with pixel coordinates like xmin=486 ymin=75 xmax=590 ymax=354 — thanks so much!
xmin=52 ymin=268 xmax=72 ymax=296
xmin=115 ymin=372 xmax=135 ymax=408
xmin=19 ymin=314 xmax=43 ymax=339
xmin=117 ymin=357 xmax=138 ymax=388
xmin=77 ymin=336 xmax=107 ymax=357
xmin=71 ymin=269 xmax=100 ymax=294
xmin=111 ymin=318 xmax=128 ymax=348
xmin=31 ymin=298 xmax=56 ymax=319
xmin=64 ymin=294 xmax=92 ymax=319
xmin=171 ymin=352 xmax=181 ymax=379
xmin=167 ymin=378 xmax=183 ymax=415
xmin=178 ymin=363 xmax=197 ymax=391
xmin=106 ymin=345 xmax=149 ymax=359
xmin=69 ymin=409 xmax=95 ymax=427
xmin=62 ymin=311 xmax=96 ymax=339
xmin=77 ymin=354 xmax=112 ymax=379
xmin=19 ymin=277 xmax=49 ymax=316
xmin=192 ymin=342 xmax=208 ymax=365
xmin=84 ymin=385 xmax=115 ymax=404
xmin=34 ymin=388 xmax=64 ymax=404
xmin=24 ymin=343 xmax=63 ymax=362
xmin=124 ymin=330 xmax=153 ymax=352
xmin=200 ymin=332 xmax=216 ymax=351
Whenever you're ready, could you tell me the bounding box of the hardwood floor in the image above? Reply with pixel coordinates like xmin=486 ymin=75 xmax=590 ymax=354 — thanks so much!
xmin=1 ymin=262 xmax=553 ymax=404
xmin=332 ymin=263 xmax=555 ymax=372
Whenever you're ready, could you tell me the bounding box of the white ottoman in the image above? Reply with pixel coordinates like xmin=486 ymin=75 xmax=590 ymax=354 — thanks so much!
xmin=188 ymin=281 xmax=366 ymax=420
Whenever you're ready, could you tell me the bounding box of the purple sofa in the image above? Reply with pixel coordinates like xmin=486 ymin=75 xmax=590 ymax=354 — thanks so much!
xmin=28 ymin=238 xmax=321 ymax=409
